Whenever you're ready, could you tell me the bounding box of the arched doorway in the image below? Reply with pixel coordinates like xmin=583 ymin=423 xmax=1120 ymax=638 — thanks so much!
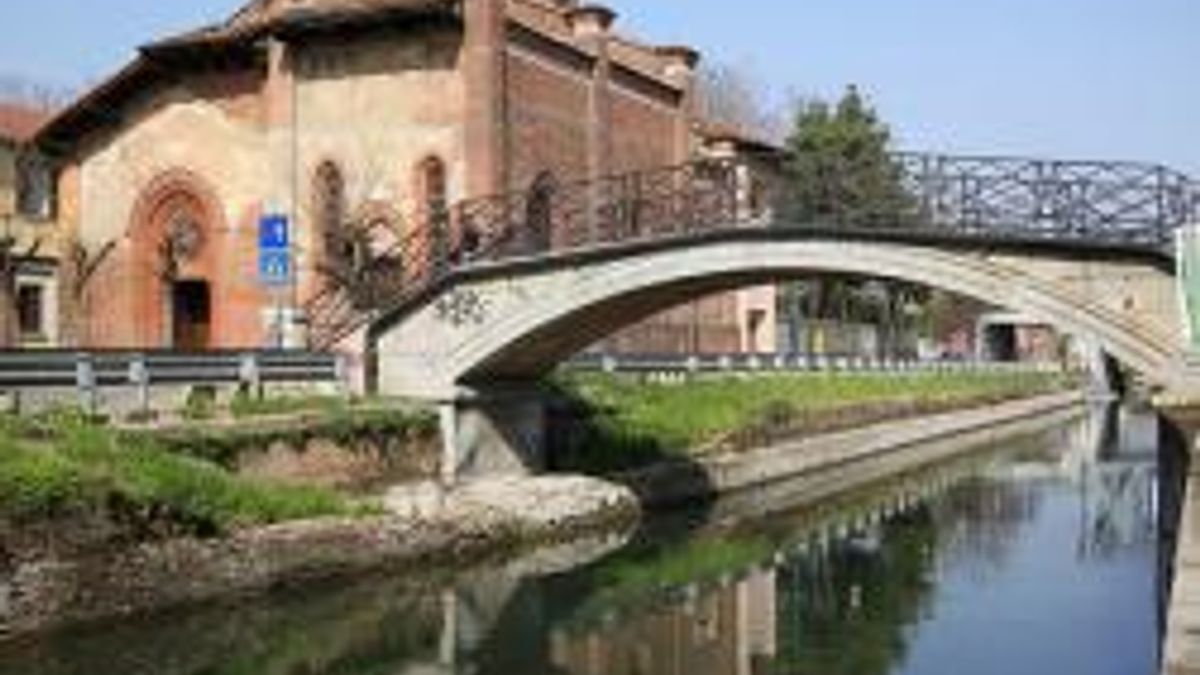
xmin=129 ymin=170 xmax=222 ymax=350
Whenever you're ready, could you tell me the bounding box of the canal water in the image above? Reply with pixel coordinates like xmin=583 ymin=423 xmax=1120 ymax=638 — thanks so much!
xmin=0 ymin=404 xmax=1165 ymax=675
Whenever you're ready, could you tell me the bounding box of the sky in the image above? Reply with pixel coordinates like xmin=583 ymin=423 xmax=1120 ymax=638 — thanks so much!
xmin=0 ymin=0 xmax=1196 ymax=174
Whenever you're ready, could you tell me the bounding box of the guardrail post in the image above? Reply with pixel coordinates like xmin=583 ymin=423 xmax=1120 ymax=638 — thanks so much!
xmin=128 ymin=354 xmax=150 ymax=416
xmin=333 ymin=353 xmax=350 ymax=398
xmin=239 ymin=353 xmax=261 ymax=398
xmin=75 ymin=353 xmax=97 ymax=416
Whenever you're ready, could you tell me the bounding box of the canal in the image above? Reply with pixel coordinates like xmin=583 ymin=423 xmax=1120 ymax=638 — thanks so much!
xmin=0 ymin=403 xmax=1167 ymax=675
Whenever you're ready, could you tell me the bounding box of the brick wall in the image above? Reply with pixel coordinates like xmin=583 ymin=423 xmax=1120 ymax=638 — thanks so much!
xmin=608 ymin=81 xmax=678 ymax=174
xmin=505 ymin=47 xmax=590 ymax=191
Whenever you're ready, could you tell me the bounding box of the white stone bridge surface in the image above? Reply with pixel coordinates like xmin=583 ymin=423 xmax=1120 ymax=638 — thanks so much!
xmin=371 ymin=229 xmax=1179 ymax=398
xmin=301 ymin=154 xmax=1198 ymax=477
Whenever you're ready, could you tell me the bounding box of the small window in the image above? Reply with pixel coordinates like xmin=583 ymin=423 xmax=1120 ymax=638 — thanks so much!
xmin=313 ymin=160 xmax=348 ymax=265
xmin=418 ymin=156 xmax=447 ymax=213
xmin=16 ymin=152 xmax=53 ymax=220
xmin=16 ymin=284 xmax=44 ymax=337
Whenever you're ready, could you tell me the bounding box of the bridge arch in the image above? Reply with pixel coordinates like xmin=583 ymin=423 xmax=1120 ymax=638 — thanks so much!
xmin=373 ymin=235 xmax=1180 ymax=398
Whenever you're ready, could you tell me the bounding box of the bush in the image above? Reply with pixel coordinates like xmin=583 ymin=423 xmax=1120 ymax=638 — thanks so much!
xmin=0 ymin=443 xmax=92 ymax=519
xmin=182 ymin=386 xmax=219 ymax=421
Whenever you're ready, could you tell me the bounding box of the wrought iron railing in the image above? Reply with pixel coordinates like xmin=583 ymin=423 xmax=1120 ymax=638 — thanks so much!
xmin=305 ymin=160 xmax=741 ymax=348
xmin=305 ymin=154 xmax=1199 ymax=350
xmin=887 ymin=154 xmax=1196 ymax=245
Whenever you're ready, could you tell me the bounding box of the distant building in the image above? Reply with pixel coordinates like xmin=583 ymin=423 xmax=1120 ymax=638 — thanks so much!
xmin=977 ymin=312 xmax=1063 ymax=363
xmin=32 ymin=0 xmax=774 ymax=359
xmin=0 ymin=102 xmax=59 ymax=348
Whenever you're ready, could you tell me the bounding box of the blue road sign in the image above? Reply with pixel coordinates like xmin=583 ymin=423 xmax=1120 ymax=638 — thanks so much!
xmin=258 ymin=214 xmax=291 ymax=286
xmin=259 ymin=250 xmax=293 ymax=286
xmin=259 ymin=214 xmax=289 ymax=250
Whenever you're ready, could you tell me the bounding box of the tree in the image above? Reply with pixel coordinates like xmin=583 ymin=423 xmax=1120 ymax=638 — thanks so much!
xmin=782 ymin=85 xmax=910 ymax=227
xmin=0 ymin=73 xmax=74 ymax=112
xmin=695 ymin=62 xmax=785 ymax=142
xmin=779 ymin=86 xmax=921 ymax=358
xmin=59 ymin=238 xmax=116 ymax=347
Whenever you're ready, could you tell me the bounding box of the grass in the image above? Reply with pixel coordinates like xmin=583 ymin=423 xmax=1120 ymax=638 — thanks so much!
xmin=553 ymin=370 xmax=1074 ymax=473
xmin=0 ymin=409 xmax=373 ymax=535
xmin=152 ymin=405 xmax=439 ymax=469
xmin=228 ymin=392 xmax=350 ymax=419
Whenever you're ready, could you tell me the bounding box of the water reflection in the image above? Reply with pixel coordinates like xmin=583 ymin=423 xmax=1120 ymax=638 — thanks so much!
xmin=0 ymin=405 xmax=1162 ymax=675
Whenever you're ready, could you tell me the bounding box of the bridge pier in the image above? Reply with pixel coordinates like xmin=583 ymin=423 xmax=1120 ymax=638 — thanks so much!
xmin=1086 ymin=344 xmax=1127 ymax=399
xmin=438 ymin=386 xmax=547 ymax=484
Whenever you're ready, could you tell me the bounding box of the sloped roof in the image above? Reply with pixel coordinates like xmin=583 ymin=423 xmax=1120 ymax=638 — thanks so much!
xmin=695 ymin=119 xmax=785 ymax=156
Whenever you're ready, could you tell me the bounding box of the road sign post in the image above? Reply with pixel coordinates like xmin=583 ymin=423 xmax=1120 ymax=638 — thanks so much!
xmin=258 ymin=214 xmax=293 ymax=348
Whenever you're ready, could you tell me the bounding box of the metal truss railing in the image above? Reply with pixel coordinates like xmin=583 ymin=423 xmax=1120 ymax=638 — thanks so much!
xmin=305 ymin=154 xmax=1198 ymax=350
xmin=888 ymin=154 xmax=1196 ymax=246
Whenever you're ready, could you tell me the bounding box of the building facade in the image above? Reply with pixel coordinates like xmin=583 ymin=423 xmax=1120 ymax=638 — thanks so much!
xmin=35 ymin=0 xmax=774 ymax=357
xmin=0 ymin=102 xmax=59 ymax=348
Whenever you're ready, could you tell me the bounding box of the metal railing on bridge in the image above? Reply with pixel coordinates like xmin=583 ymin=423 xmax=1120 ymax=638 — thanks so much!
xmin=306 ymin=153 xmax=1200 ymax=350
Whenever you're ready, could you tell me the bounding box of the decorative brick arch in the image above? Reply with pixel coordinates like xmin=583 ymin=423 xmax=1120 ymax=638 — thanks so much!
xmin=126 ymin=168 xmax=226 ymax=348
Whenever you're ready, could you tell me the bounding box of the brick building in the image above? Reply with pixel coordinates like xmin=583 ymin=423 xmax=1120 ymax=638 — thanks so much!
xmin=0 ymin=102 xmax=59 ymax=348
xmin=35 ymin=0 xmax=774 ymax=356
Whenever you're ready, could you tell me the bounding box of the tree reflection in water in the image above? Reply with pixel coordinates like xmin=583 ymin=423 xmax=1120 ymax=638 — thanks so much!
xmin=771 ymin=510 xmax=940 ymax=675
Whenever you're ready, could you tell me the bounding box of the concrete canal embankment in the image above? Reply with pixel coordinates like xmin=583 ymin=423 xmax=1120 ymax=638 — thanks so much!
xmin=1161 ymin=418 xmax=1200 ymax=675
xmin=619 ymin=390 xmax=1084 ymax=508
xmin=0 ymin=390 xmax=1083 ymax=638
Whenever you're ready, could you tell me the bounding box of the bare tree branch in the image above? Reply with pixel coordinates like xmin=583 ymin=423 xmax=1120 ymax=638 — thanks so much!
xmin=695 ymin=62 xmax=784 ymax=141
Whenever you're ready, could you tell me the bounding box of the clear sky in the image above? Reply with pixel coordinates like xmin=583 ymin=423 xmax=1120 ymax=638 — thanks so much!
xmin=1 ymin=0 xmax=1196 ymax=174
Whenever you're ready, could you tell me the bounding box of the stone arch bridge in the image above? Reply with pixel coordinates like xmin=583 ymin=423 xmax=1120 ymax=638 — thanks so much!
xmin=305 ymin=154 xmax=1199 ymax=477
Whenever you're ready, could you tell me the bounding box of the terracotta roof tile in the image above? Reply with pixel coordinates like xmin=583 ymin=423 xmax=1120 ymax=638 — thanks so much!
xmin=0 ymin=102 xmax=51 ymax=143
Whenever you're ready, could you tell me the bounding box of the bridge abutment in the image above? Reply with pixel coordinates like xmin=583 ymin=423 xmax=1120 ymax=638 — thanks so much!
xmin=439 ymin=386 xmax=547 ymax=483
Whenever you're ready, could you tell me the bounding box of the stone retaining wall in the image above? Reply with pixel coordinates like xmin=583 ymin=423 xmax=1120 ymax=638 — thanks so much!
xmin=619 ymin=391 xmax=1084 ymax=508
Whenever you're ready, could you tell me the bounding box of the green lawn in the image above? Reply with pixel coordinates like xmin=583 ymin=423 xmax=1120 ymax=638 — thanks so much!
xmin=554 ymin=370 xmax=1073 ymax=473
xmin=0 ymin=410 xmax=372 ymax=536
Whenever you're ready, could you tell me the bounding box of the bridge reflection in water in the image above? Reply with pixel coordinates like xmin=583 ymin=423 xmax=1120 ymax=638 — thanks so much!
xmin=0 ymin=406 xmax=1165 ymax=675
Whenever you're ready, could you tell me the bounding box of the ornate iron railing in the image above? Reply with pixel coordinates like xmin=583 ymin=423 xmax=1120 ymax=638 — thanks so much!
xmin=305 ymin=154 xmax=1199 ymax=350
xmin=887 ymin=154 xmax=1196 ymax=245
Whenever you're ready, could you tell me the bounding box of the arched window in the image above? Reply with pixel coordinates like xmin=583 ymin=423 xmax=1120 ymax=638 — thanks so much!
xmin=526 ymin=171 xmax=557 ymax=251
xmin=313 ymin=160 xmax=349 ymax=266
xmin=417 ymin=156 xmax=447 ymax=214
xmin=314 ymin=161 xmax=345 ymax=236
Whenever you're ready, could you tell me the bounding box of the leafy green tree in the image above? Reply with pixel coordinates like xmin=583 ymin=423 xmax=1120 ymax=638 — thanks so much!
xmin=777 ymin=86 xmax=924 ymax=357
xmin=782 ymin=85 xmax=911 ymax=227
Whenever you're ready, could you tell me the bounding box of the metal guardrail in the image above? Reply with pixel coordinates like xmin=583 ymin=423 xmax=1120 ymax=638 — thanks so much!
xmin=565 ymin=352 xmax=1065 ymax=375
xmin=0 ymin=351 xmax=342 ymax=413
